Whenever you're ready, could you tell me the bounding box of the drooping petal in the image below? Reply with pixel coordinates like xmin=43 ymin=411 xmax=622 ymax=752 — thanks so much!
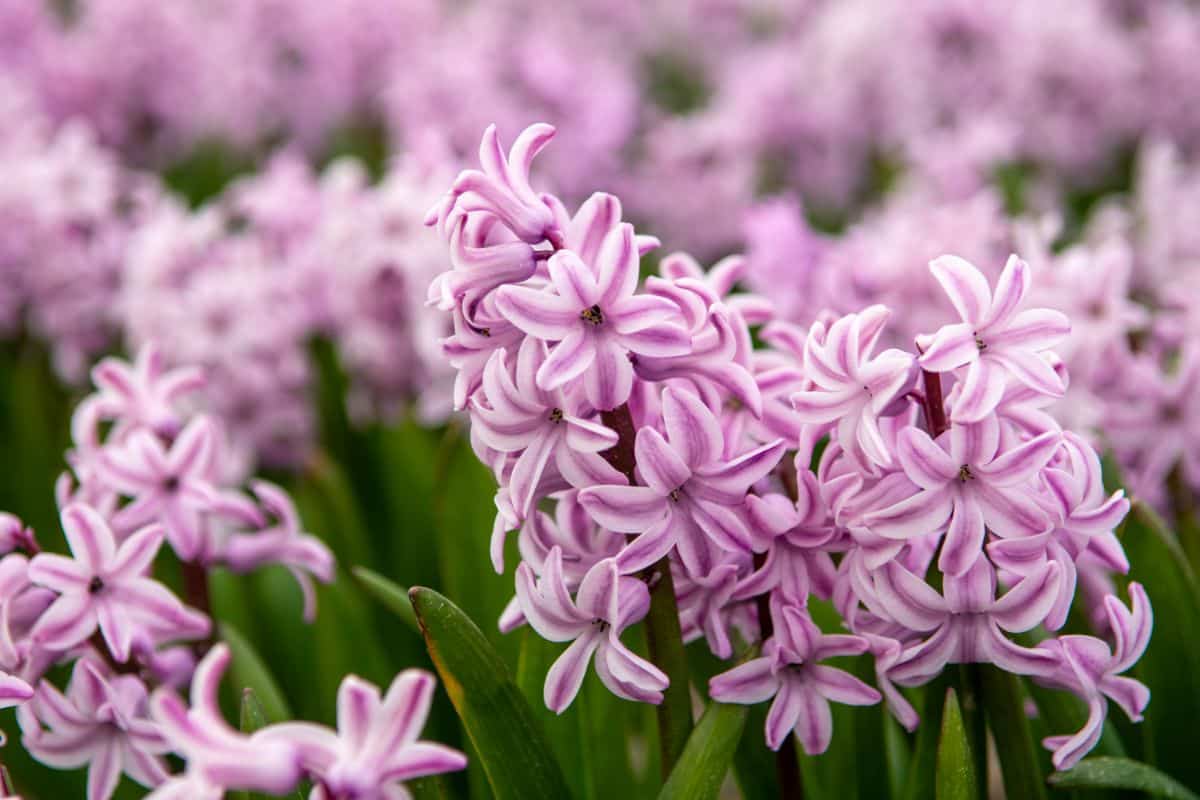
xmin=578 ymin=485 xmax=666 ymax=532
xmin=938 ymin=495 xmax=985 ymax=578
xmin=951 ymin=359 xmax=1007 ymax=423
xmin=544 ymin=631 xmax=601 ymax=713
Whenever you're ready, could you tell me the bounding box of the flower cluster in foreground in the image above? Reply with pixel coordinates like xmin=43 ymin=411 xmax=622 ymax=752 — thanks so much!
xmin=0 ymin=347 xmax=464 ymax=799
xmin=427 ymin=123 xmax=1150 ymax=769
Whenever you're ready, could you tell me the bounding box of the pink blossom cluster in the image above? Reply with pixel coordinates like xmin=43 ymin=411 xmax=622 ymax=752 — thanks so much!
xmin=5 ymin=1 xmax=1200 ymax=258
xmin=0 ymin=346 xmax=464 ymax=799
xmin=428 ymin=124 xmax=1150 ymax=768
xmin=0 ymin=82 xmax=456 ymax=466
xmin=743 ymin=136 xmax=1200 ymax=517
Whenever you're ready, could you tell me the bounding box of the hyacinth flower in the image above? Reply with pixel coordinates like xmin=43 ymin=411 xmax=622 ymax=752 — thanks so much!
xmin=515 ymin=549 xmax=668 ymax=712
xmin=710 ymin=605 xmax=880 ymax=753
xmin=791 ymin=305 xmax=916 ymax=472
xmin=257 ymin=671 xmax=467 ymax=799
xmin=866 ymin=416 xmax=1061 ymax=576
xmin=918 ymin=254 xmax=1070 ymax=423
xmin=19 ymin=658 xmax=170 ymax=800
xmin=1033 ymin=583 xmax=1152 ymax=770
xmin=495 ymin=224 xmax=692 ymax=410
xmin=150 ymin=644 xmax=303 ymax=797
xmin=28 ymin=505 xmax=209 ymax=663
xmin=579 ymin=386 xmax=785 ymax=576
xmin=93 ymin=417 xmax=223 ymax=561
xmin=873 ymin=557 xmax=1062 ymax=683
xmin=989 ymin=432 xmax=1131 ymax=629
xmin=470 ymin=338 xmax=624 ymax=522
xmin=84 ymin=344 xmax=205 ymax=443
xmin=218 ymin=480 xmax=335 ymax=623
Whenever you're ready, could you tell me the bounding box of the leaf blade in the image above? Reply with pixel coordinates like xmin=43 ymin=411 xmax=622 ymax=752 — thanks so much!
xmin=1049 ymin=757 xmax=1200 ymax=800
xmin=353 ymin=565 xmax=419 ymax=632
xmin=936 ymin=688 xmax=979 ymax=800
xmin=409 ymin=586 xmax=572 ymax=800
xmin=657 ymin=701 xmax=747 ymax=800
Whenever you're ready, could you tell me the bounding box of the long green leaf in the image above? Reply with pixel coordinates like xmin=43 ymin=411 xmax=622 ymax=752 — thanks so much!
xmin=239 ymin=687 xmax=268 ymax=732
xmin=1049 ymin=757 xmax=1200 ymax=800
xmin=978 ymin=666 xmax=1046 ymax=800
xmin=658 ymin=701 xmax=747 ymax=800
xmin=219 ymin=621 xmax=292 ymax=723
xmin=902 ymin=675 xmax=951 ymax=800
xmin=936 ymin=689 xmax=979 ymax=800
xmin=353 ymin=565 xmax=419 ymax=632
xmin=409 ymin=587 xmax=572 ymax=800
xmin=1120 ymin=501 xmax=1200 ymax=789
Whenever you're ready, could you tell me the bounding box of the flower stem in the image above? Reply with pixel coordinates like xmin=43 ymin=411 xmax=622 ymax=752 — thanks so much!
xmin=920 ymin=369 xmax=949 ymax=437
xmin=600 ymin=403 xmax=694 ymax=776
xmin=752 ymin=562 xmax=803 ymax=800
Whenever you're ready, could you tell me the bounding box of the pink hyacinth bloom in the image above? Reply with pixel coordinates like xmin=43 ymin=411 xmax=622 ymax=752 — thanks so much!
xmin=791 ymin=305 xmax=916 ymax=472
xmin=919 ymin=254 xmax=1069 ymax=423
xmin=95 ymin=416 xmax=221 ymax=561
xmin=515 ymin=549 xmax=668 ymax=713
xmin=579 ymin=387 xmax=786 ymax=577
xmin=258 ymin=671 xmax=466 ymax=799
xmin=218 ymin=481 xmax=335 ymax=623
xmin=28 ymin=505 xmax=210 ymax=663
xmin=470 ymin=338 xmax=624 ymax=522
xmin=19 ymin=658 xmax=170 ymax=800
xmin=875 ymin=558 xmax=1062 ymax=684
xmin=433 ymin=123 xmax=559 ymax=245
xmin=83 ymin=344 xmax=205 ymax=444
xmin=989 ymin=432 xmax=1130 ymax=630
xmin=150 ymin=644 xmax=303 ymax=796
xmin=494 ymin=224 xmax=691 ymax=410
xmin=709 ymin=605 xmax=880 ymax=754
xmin=867 ymin=417 xmax=1060 ymax=576
xmin=1034 ymin=583 xmax=1151 ymax=770
xmin=739 ymin=474 xmax=839 ymax=606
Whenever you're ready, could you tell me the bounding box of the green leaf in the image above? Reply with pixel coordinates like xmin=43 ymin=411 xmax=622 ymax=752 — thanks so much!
xmin=1049 ymin=757 xmax=1200 ymax=800
xmin=657 ymin=701 xmax=747 ymax=800
xmin=936 ymin=689 xmax=979 ymax=800
xmin=353 ymin=566 xmax=419 ymax=632
xmin=1120 ymin=501 xmax=1200 ymax=788
xmin=902 ymin=675 xmax=951 ymax=800
xmin=218 ymin=621 xmax=292 ymax=724
xmin=409 ymin=587 xmax=572 ymax=800
xmin=978 ymin=666 xmax=1047 ymax=800
xmin=239 ymin=687 xmax=268 ymax=733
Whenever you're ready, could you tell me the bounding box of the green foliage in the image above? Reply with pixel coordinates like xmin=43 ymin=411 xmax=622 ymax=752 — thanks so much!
xmin=409 ymin=587 xmax=573 ymax=800
xmin=935 ymin=689 xmax=979 ymax=800
xmin=658 ymin=702 xmax=747 ymax=800
xmin=1050 ymin=757 xmax=1200 ymax=800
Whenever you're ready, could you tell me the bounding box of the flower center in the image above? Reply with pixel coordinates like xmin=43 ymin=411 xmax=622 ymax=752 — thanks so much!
xmin=580 ymin=305 xmax=604 ymax=326
xmin=668 ymin=489 xmax=682 ymax=502
xmin=592 ymin=618 xmax=609 ymax=632
xmin=163 ymin=475 xmax=181 ymax=493
xmin=958 ymin=464 xmax=974 ymax=482
xmin=88 ymin=576 xmax=105 ymax=594
xmin=548 ymin=408 xmax=564 ymax=423
xmin=974 ymin=334 xmax=987 ymax=351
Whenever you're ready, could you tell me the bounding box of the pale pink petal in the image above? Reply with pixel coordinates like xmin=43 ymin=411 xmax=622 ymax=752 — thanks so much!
xmin=495 ymin=285 xmax=579 ymax=342
xmin=709 ymin=657 xmax=779 ymax=704
xmin=980 ymin=254 xmax=1029 ymax=329
xmin=662 ymin=387 xmax=723 ymax=469
xmin=578 ymin=485 xmax=666 ymax=532
xmin=929 ymin=255 xmax=992 ymax=326
xmin=544 ymin=631 xmax=600 ymax=713
xmin=536 ymin=330 xmax=596 ymax=391
xmin=918 ymin=323 xmax=977 ymax=373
